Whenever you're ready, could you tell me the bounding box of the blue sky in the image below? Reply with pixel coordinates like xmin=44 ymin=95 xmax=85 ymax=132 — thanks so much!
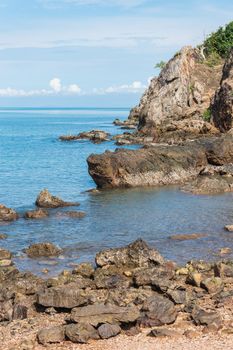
xmin=0 ymin=0 xmax=232 ymax=107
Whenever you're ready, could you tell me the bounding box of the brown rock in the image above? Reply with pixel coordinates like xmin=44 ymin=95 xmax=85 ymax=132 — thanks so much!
xmin=201 ymin=277 xmax=224 ymax=294
xmin=24 ymin=208 xmax=49 ymax=219
xmin=37 ymin=326 xmax=65 ymax=345
xmin=36 ymin=189 xmax=79 ymax=208
xmin=98 ymin=324 xmax=121 ymax=339
xmin=65 ymin=323 xmax=99 ymax=343
xmin=0 ymin=248 xmax=11 ymax=260
xmin=225 ymin=225 xmax=233 ymax=232
xmin=0 ymin=204 xmax=19 ymax=222
xmin=56 ymin=211 xmax=86 ymax=219
xmin=24 ymin=242 xmax=62 ymax=258
xmin=70 ymin=303 xmax=140 ymax=326
xmin=192 ymin=307 xmax=222 ymax=327
xmin=60 ymin=130 xmax=110 ymax=143
xmin=0 ymin=234 xmax=7 ymax=240
xmin=148 ymin=328 xmax=180 ymax=338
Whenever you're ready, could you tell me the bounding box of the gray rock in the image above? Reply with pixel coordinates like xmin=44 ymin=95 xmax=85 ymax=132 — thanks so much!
xmin=98 ymin=324 xmax=121 ymax=339
xmin=140 ymin=294 xmax=177 ymax=327
xmin=12 ymin=304 xmax=27 ymax=320
xmin=65 ymin=323 xmax=99 ymax=343
xmin=148 ymin=328 xmax=180 ymax=338
xmin=192 ymin=307 xmax=222 ymax=327
xmin=201 ymin=277 xmax=224 ymax=294
xmin=37 ymin=326 xmax=65 ymax=345
xmin=70 ymin=303 xmax=140 ymax=326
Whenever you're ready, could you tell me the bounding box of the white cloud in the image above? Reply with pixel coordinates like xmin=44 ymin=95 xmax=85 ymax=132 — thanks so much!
xmin=38 ymin=0 xmax=147 ymax=9
xmin=93 ymin=80 xmax=147 ymax=95
xmin=49 ymin=77 xmax=62 ymax=92
xmin=0 ymin=78 xmax=82 ymax=97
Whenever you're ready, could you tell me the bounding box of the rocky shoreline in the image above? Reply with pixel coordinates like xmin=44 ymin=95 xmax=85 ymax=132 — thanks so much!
xmin=2 ymin=239 xmax=233 ymax=349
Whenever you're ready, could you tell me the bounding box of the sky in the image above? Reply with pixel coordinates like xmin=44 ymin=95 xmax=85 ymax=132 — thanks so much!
xmin=0 ymin=0 xmax=232 ymax=107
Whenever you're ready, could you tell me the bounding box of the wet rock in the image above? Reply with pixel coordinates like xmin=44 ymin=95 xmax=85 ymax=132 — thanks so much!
xmin=24 ymin=242 xmax=62 ymax=258
xmin=169 ymin=233 xmax=207 ymax=240
xmin=181 ymin=175 xmax=233 ymax=195
xmin=24 ymin=208 xmax=49 ymax=219
xmin=70 ymin=303 xmax=140 ymax=326
xmin=36 ymin=189 xmax=78 ymax=208
xmin=65 ymin=323 xmax=99 ymax=343
xmin=201 ymin=277 xmax=224 ymax=294
xmin=98 ymin=323 xmax=121 ymax=339
xmin=60 ymin=130 xmax=110 ymax=143
xmin=0 ymin=248 xmax=11 ymax=260
xmin=148 ymin=328 xmax=180 ymax=338
xmin=0 ymin=204 xmax=19 ymax=222
xmin=0 ymin=234 xmax=7 ymax=240
xmin=56 ymin=211 xmax=86 ymax=219
xmin=192 ymin=307 xmax=222 ymax=328
xmin=140 ymin=294 xmax=177 ymax=327
xmin=37 ymin=326 xmax=65 ymax=345
xmin=95 ymin=239 xmax=164 ymax=268
xmin=219 ymin=247 xmax=232 ymax=255
xmin=225 ymin=225 xmax=233 ymax=232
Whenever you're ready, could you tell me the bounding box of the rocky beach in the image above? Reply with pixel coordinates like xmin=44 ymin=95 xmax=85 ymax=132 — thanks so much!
xmin=0 ymin=19 xmax=233 ymax=350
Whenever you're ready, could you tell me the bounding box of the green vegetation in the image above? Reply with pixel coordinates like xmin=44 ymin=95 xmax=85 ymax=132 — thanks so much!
xmin=203 ymin=21 xmax=233 ymax=59
xmin=154 ymin=61 xmax=167 ymax=70
xmin=202 ymin=108 xmax=211 ymax=122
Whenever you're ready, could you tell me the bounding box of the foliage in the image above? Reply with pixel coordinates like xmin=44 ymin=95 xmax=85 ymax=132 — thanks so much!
xmin=202 ymin=108 xmax=211 ymax=122
xmin=204 ymin=51 xmax=222 ymax=67
xmin=203 ymin=21 xmax=233 ymax=59
xmin=154 ymin=61 xmax=167 ymax=70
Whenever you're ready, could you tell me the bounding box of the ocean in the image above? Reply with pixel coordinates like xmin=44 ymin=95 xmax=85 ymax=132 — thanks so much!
xmin=0 ymin=107 xmax=233 ymax=275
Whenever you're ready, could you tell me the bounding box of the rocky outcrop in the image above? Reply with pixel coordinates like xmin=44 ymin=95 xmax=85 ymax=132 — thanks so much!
xmin=0 ymin=204 xmax=19 ymax=222
xmin=36 ymin=189 xmax=78 ymax=208
xmin=87 ymin=135 xmax=233 ymax=190
xmin=59 ymin=130 xmax=110 ymax=143
xmin=212 ymin=48 xmax=233 ymax=132
xmin=128 ymin=47 xmax=222 ymax=142
xmin=24 ymin=242 xmax=62 ymax=258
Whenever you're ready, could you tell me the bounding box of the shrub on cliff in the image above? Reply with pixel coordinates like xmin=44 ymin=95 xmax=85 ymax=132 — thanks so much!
xmin=203 ymin=21 xmax=233 ymax=59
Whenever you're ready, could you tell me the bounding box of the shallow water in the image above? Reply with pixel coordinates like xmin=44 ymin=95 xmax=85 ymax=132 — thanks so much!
xmin=0 ymin=108 xmax=233 ymax=276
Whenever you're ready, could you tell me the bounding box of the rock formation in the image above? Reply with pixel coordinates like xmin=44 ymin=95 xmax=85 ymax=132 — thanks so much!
xmin=0 ymin=204 xmax=19 ymax=222
xmin=212 ymin=48 xmax=233 ymax=132
xmin=87 ymin=135 xmax=233 ymax=190
xmin=36 ymin=189 xmax=79 ymax=208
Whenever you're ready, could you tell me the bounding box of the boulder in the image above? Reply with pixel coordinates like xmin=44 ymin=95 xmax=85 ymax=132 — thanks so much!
xmin=36 ymin=189 xmax=78 ymax=208
xmin=37 ymin=326 xmax=65 ymax=345
xmin=24 ymin=208 xmax=49 ymax=219
xmin=201 ymin=277 xmax=224 ymax=294
xmin=192 ymin=307 xmax=222 ymax=328
xmin=225 ymin=225 xmax=233 ymax=232
xmin=95 ymin=239 xmax=164 ymax=268
xmin=0 ymin=248 xmax=11 ymax=260
xmin=70 ymin=303 xmax=140 ymax=326
xmin=65 ymin=323 xmax=99 ymax=343
xmin=24 ymin=242 xmax=62 ymax=258
xmin=181 ymin=175 xmax=233 ymax=195
xmin=0 ymin=204 xmax=19 ymax=222
xmin=212 ymin=48 xmax=233 ymax=132
xmin=72 ymin=263 xmax=94 ymax=278
xmin=12 ymin=304 xmax=28 ymax=320
xmin=140 ymin=294 xmax=177 ymax=327
xmin=98 ymin=324 xmax=121 ymax=339
xmin=0 ymin=300 xmax=13 ymax=321
xmin=148 ymin=328 xmax=180 ymax=338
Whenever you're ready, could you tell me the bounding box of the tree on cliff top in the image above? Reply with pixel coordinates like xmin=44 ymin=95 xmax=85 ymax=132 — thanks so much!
xmin=203 ymin=21 xmax=233 ymax=59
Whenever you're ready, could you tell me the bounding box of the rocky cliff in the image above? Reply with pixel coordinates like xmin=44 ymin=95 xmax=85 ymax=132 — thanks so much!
xmin=211 ymin=48 xmax=233 ymax=132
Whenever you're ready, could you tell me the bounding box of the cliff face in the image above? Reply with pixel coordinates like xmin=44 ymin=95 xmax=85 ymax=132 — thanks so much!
xmin=131 ymin=47 xmax=222 ymax=135
xmin=211 ymin=48 xmax=233 ymax=132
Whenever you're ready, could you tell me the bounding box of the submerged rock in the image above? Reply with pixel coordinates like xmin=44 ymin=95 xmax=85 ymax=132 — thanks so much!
xmin=36 ymin=189 xmax=79 ymax=208
xmin=56 ymin=210 xmax=86 ymax=219
xmin=24 ymin=208 xmax=49 ymax=219
xmin=169 ymin=233 xmax=207 ymax=241
xmin=0 ymin=204 xmax=19 ymax=222
xmin=24 ymin=242 xmax=62 ymax=258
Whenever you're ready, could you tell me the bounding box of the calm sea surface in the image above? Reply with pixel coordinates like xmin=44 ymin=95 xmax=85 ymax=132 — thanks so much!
xmin=0 ymin=108 xmax=233 ymax=275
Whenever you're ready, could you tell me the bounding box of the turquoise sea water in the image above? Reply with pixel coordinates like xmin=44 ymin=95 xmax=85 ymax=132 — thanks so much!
xmin=0 ymin=107 xmax=233 ymax=275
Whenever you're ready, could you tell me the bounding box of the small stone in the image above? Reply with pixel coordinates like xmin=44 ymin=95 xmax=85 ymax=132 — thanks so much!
xmin=0 ymin=248 xmax=11 ymax=260
xmin=42 ymin=268 xmax=49 ymax=274
xmin=219 ymin=247 xmax=232 ymax=255
xmin=148 ymin=328 xmax=180 ymax=337
xmin=176 ymin=267 xmax=189 ymax=275
xmin=0 ymin=234 xmax=7 ymax=240
xmin=37 ymin=326 xmax=65 ymax=345
xmin=98 ymin=324 xmax=121 ymax=339
xmin=186 ymin=272 xmax=202 ymax=287
xmin=201 ymin=277 xmax=224 ymax=294
xmin=225 ymin=225 xmax=233 ymax=232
